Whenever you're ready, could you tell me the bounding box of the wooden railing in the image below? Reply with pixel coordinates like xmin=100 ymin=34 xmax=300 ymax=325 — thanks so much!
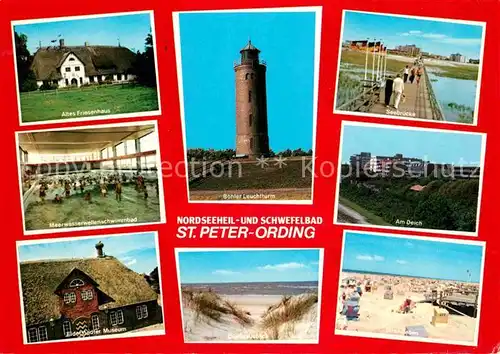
xmin=423 ymin=66 xmax=445 ymax=121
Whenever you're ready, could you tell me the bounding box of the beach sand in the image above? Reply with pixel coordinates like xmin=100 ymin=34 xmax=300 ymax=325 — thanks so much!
xmin=336 ymin=272 xmax=478 ymax=343
xmin=182 ymin=294 xmax=318 ymax=342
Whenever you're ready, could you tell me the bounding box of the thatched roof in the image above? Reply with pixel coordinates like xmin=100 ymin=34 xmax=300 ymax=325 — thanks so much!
xmin=20 ymin=256 xmax=157 ymax=326
xmin=31 ymin=45 xmax=137 ymax=81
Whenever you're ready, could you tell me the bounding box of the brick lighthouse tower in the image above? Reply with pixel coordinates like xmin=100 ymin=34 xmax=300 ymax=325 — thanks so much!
xmin=234 ymin=40 xmax=269 ymax=158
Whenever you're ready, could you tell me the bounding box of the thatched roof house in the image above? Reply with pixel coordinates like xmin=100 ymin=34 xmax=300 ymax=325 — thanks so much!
xmin=30 ymin=39 xmax=137 ymax=88
xmin=19 ymin=242 xmax=162 ymax=343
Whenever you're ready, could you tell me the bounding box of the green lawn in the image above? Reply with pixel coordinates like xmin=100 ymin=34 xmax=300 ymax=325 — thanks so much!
xmin=20 ymin=84 xmax=159 ymax=122
xmin=338 ymin=196 xmax=392 ymax=226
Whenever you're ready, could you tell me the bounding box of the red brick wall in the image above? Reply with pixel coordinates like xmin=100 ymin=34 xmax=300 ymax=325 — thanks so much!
xmin=59 ymin=283 xmax=99 ymax=320
xmin=234 ymin=63 xmax=269 ymax=157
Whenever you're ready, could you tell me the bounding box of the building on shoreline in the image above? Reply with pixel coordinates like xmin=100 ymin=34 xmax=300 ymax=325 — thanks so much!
xmin=20 ymin=241 xmax=162 ymax=343
xmin=450 ymin=53 xmax=467 ymax=63
xmin=348 ymin=152 xmax=480 ymax=179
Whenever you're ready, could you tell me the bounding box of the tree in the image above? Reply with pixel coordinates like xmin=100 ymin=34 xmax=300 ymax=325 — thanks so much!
xmin=15 ymin=32 xmax=37 ymax=92
xmin=133 ymin=32 xmax=157 ymax=87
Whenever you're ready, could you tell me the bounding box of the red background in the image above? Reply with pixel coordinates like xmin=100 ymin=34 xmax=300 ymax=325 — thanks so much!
xmin=0 ymin=0 xmax=499 ymax=352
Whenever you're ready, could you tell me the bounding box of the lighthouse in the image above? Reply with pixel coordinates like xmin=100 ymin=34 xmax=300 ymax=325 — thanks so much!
xmin=234 ymin=40 xmax=270 ymax=158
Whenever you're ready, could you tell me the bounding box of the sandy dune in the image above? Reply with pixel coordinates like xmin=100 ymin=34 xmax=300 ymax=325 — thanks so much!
xmin=336 ymin=273 xmax=478 ymax=343
xmin=182 ymin=294 xmax=318 ymax=342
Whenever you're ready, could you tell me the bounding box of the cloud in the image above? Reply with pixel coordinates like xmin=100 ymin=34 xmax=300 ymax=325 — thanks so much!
xmin=396 ymin=260 xmax=408 ymax=265
xmin=258 ymin=262 xmax=306 ymax=271
xmin=125 ymin=259 xmax=137 ymax=266
xmin=212 ymin=269 xmax=240 ymax=275
xmin=422 ymin=33 xmax=447 ymax=39
xmin=310 ymin=261 xmax=319 ymax=266
xmin=356 ymin=255 xmax=385 ymax=262
xmin=398 ymin=30 xmax=481 ymax=46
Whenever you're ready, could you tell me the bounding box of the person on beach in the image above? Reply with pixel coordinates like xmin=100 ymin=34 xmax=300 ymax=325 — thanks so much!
xmin=392 ymin=74 xmax=404 ymax=110
xmin=403 ymin=65 xmax=409 ymax=83
xmin=53 ymin=194 xmax=63 ymax=204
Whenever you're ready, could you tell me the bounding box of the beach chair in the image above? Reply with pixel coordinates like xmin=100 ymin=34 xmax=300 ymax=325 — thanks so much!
xmin=344 ymin=300 xmax=360 ymax=320
xmin=384 ymin=290 xmax=394 ymax=300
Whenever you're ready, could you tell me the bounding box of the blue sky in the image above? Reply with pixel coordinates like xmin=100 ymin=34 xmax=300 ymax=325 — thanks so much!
xmin=178 ymin=249 xmax=320 ymax=284
xmin=18 ymin=232 xmax=158 ymax=274
xmin=341 ymin=125 xmax=483 ymax=165
xmin=179 ymin=11 xmax=316 ymax=151
xmin=342 ymin=232 xmax=483 ymax=282
xmin=342 ymin=11 xmax=483 ymax=59
xmin=14 ymin=13 xmax=153 ymax=54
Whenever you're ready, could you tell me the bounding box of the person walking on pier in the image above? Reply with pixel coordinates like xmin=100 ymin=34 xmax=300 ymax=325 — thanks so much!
xmin=403 ymin=65 xmax=409 ymax=83
xmin=409 ymin=66 xmax=416 ymax=84
xmin=384 ymin=76 xmax=394 ymax=107
xmin=392 ymin=74 xmax=404 ymax=110
xmin=416 ymin=66 xmax=424 ymax=85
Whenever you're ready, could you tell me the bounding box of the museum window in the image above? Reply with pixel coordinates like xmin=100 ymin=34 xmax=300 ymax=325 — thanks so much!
xmin=69 ymin=279 xmax=84 ymax=287
xmin=91 ymin=314 xmax=100 ymax=330
xmin=249 ymin=114 xmax=253 ymax=127
xmin=75 ymin=66 xmax=80 ymax=72
xmin=248 ymin=90 xmax=252 ymax=103
xmin=81 ymin=289 xmax=93 ymax=301
xmin=65 ymin=79 xmax=69 ymax=86
xmin=136 ymin=304 xmax=148 ymax=320
xmin=38 ymin=326 xmax=48 ymax=341
xmin=63 ymin=292 xmax=76 ymax=304
xmin=65 ymin=67 xmax=71 ymax=72
xmin=117 ymin=74 xmax=122 ymax=80
xmin=110 ymin=310 xmax=124 ymax=326
xmin=62 ymin=321 xmax=72 ymax=337
xmin=117 ymin=310 xmax=124 ymax=324
xmin=28 ymin=328 xmax=38 ymax=342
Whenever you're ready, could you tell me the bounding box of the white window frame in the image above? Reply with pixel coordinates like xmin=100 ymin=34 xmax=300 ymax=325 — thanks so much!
xmin=63 ymin=292 xmax=76 ymax=304
xmin=91 ymin=314 xmax=99 ymax=330
xmin=117 ymin=310 xmax=124 ymax=324
xmin=62 ymin=321 xmax=72 ymax=337
xmin=81 ymin=289 xmax=93 ymax=301
xmin=136 ymin=304 xmax=148 ymax=320
xmin=69 ymin=279 xmax=84 ymax=287
xmin=28 ymin=327 xmax=39 ymax=342
xmin=38 ymin=326 xmax=48 ymax=341
xmin=110 ymin=311 xmax=118 ymax=326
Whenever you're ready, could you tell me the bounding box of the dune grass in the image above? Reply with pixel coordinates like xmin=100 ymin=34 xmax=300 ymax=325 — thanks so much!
xmin=182 ymin=289 xmax=253 ymax=326
xmin=260 ymin=293 xmax=318 ymax=339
